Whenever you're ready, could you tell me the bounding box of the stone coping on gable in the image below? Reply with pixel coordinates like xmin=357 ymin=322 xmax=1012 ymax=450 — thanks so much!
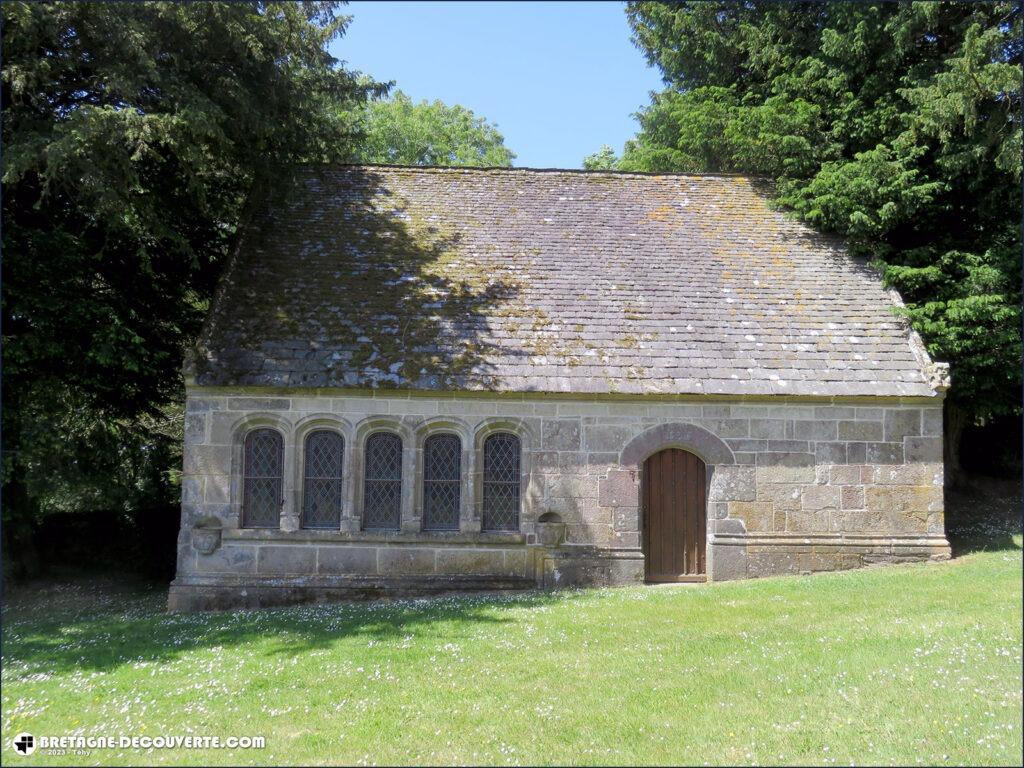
xmin=184 ymin=384 xmax=945 ymax=405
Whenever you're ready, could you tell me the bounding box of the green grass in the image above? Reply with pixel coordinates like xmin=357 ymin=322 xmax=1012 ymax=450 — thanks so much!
xmin=2 ymin=530 xmax=1021 ymax=766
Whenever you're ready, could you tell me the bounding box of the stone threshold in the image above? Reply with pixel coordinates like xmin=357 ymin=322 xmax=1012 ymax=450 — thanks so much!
xmin=223 ymin=529 xmax=527 ymax=546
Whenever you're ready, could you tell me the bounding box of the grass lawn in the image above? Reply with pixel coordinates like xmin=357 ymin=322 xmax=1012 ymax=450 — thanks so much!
xmin=2 ymin=519 xmax=1021 ymax=766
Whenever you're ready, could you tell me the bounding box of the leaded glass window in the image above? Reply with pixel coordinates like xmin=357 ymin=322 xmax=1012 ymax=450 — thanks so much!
xmin=423 ymin=434 xmax=461 ymax=531
xmin=482 ymin=432 xmax=520 ymax=532
xmin=363 ymin=432 xmax=402 ymax=530
xmin=242 ymin=428 xmax=283 ymax=528
xmin=302 ymin=430 xmax=344 ymax=529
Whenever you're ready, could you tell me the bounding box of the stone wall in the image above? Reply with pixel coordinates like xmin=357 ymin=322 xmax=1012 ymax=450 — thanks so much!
xmin=169 ymin=388 xmax=950 ymax=611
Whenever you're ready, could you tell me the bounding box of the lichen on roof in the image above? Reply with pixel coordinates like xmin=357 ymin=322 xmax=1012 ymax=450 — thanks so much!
xmin=192 ymin=165 xmax=942 ymax=397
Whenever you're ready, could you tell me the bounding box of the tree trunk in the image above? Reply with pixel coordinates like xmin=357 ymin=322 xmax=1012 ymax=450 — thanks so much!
xmin=1 ymin=479 xmax=42 ymax=581
xmin=944 ymin=400 xmax=968 ymax=490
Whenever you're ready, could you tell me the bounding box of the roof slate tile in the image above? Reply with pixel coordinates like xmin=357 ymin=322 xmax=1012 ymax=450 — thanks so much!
xmin=192 ymin=165 xmax=940 ymax=398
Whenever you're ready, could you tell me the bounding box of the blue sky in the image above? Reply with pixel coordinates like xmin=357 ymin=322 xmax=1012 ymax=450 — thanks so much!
xmin=330 ymin=1 xmax=664 ymax=168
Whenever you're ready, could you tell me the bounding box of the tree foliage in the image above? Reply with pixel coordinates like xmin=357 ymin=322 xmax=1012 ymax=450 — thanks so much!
xmin=623 ymin=1 xmax=1022 ymax=425
xmin=350 ymin=90 xmax=515 ymax=166
xmin=582 ymin=144 xmax=621 ymax=170
xmin=1 ymin=1 xmax=383 ymax=565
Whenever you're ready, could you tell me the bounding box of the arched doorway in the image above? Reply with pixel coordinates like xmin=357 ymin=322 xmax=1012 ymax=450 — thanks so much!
xmin=642 ymin=448 xmax=707 ymax=582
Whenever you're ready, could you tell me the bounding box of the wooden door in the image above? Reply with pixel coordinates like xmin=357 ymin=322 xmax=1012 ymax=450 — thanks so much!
xmin=642 ymin=448 xmax=707 ymax=582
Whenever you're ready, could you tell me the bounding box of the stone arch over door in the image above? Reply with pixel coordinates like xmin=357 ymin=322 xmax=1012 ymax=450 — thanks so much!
xmin=619 ymin=422 xmax=735 ymax=470
xmin=609 ymin=422 xmax=739 ymax=582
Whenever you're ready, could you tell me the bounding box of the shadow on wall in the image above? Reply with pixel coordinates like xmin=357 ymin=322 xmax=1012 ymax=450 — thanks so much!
xmin=194 ymin=166 xmax=527 ymax=390
xmin=1 ymin=577 xmax=571 ymax=677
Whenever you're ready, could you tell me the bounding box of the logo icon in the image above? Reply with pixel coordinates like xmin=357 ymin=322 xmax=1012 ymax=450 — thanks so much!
xmin=12 ymin=733 xmax=35 ymax=756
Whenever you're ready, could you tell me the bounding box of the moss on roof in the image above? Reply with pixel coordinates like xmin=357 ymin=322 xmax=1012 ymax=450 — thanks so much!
xmin=192 ymin=165 xmax=940 ymax=397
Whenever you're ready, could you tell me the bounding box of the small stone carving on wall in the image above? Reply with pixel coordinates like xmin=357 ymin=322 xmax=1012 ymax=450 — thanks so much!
xmin=535 ymin=511 xmax=566 ymax=547
xmin=191 ymin=517 xmax=223 ymax=555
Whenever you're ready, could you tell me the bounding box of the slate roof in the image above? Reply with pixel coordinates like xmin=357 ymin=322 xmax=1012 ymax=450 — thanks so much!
xmin=190 ymin=165 xmax=944 ymax=397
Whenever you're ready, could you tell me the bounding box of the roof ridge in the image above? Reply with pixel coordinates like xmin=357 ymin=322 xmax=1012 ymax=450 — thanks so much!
xmin=296 ymin=162 xmax=764 ymax=180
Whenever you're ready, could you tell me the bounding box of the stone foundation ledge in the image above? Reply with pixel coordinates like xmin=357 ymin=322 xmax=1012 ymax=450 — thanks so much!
xmin=539 ymin=545 xmax=645 ymax=589
xmin=712 ymin=532 xmax=952 ymax=550
xmin=224 ymin=529 xmax=526 ymax=545
xmin=168 ymin=574 xmax=536 ymax=613
xmin=185 ymin=540 xmax=535 ymax=581
xmin=709 ymin=532 xmax=951 ymax=581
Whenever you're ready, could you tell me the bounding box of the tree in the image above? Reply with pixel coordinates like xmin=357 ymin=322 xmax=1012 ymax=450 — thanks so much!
xmin=623 ymin=1 xmax=1022 ymax=471
xmin=350 ymin=90 xmax=515 ymax=166
xmin=1 ymin=1 xmax=384 ymax=574
xmin=582 ymin=144 xmax=621 ymax=170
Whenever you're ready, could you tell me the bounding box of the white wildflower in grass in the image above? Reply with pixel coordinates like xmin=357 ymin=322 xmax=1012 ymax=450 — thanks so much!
xmin=2 ymin=536 xmax=1021 ymax=765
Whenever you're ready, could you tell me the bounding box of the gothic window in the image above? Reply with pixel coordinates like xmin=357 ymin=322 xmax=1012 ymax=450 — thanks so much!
xmin=242 ymin=429 xmax=283 ymax=528
xmin=422 ymin=434 xmax=461 ymax=531
xmin=363 ymin=432 xmax=402 ymax=530
xmin=302 ymin=430 xmax=344 ymax=529
xmin=482 ymin=432 xmax=520 ymax=532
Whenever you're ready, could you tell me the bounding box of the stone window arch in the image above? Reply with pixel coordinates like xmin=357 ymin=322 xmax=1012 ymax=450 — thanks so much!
xmin=301 ymin=429 xmax=345 ymax=529
xmin=294 ymin=414 xmax=353 ymax=531
xmin=482 ymin=432 xmax=521 ymax=532
xmin=413 ymin=417 xmax=473 ymax=532
xmin=422 ymin=433 xmax=462 ymax=531
xmin=472 ymin=418 xmax=534 ymax=533
xmin=241 ymin=428 xmax=284 ymax=529
xmin=351 ymin=417 xmax=415 ymax=532
xmin=362 ymin=431 xmax=403 ymax=531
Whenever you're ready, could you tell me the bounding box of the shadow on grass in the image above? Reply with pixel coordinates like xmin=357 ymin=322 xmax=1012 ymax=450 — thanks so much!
xmin=1 ymin=577 xmax=570 ymax=677
xmin=6 ymin=475 xmax=1021 ymax=679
